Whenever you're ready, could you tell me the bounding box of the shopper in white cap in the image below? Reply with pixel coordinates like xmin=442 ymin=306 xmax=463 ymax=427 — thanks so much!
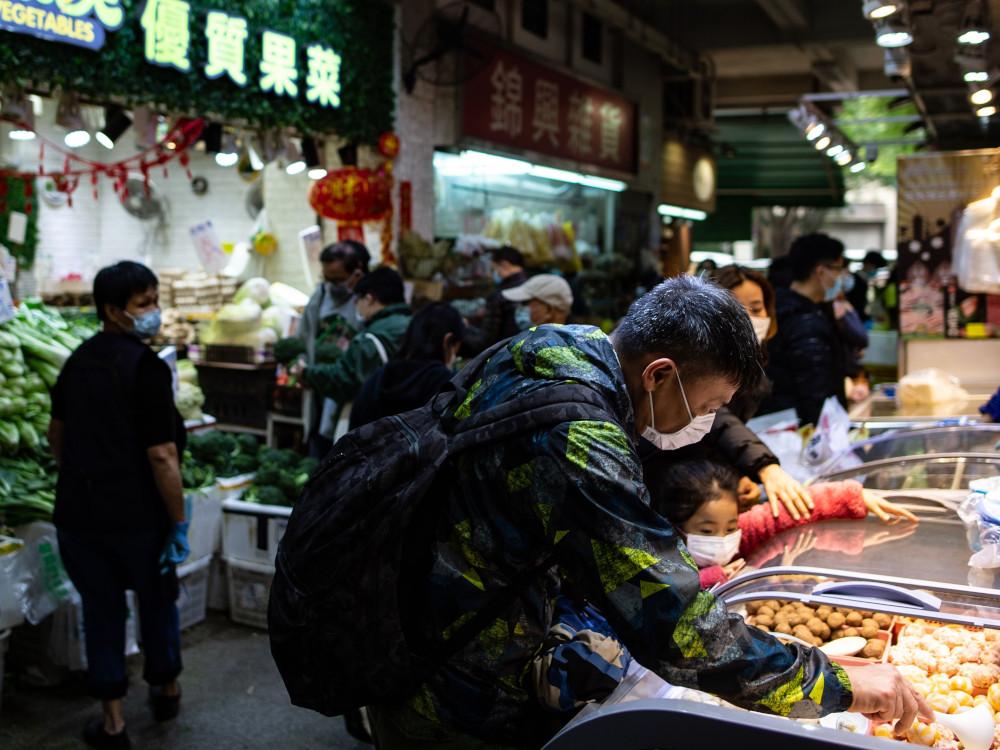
xmin=501 ymin=273 xmax=574 ymax=329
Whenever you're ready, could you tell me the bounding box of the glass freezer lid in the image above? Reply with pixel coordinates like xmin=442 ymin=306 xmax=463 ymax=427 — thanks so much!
xmin=817 ymin=424 xmax=1000 ymax=477
xmin=813 ymin=453 xmax=1000 ymax=490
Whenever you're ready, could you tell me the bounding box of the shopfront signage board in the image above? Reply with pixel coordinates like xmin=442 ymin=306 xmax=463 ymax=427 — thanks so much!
xmin=461 ymin=44 xmax=637 ymax=175
xmin=0 ymin=0 xmax=123 ymax=51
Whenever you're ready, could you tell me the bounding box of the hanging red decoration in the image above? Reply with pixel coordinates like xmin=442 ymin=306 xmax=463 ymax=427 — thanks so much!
xmin=377 ymin=132 xmax=400 ymax=159
xmin=308 ymin=165 xmax=392 ymax=222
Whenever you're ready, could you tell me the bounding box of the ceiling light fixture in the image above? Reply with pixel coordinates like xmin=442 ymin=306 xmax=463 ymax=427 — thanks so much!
xmin=805 ymin=121 xmax=826 ymax=140
xmin=284 ymin=138 xmax=306 ymax=175
xmin=657 ymin=203 xmax=708 ymax=221
xmin=863 ymin=1 xmax=899 ymax=20
xmin=964 ymin=70 xmax=990 ymax=82
xmin=874 ymin=18 xmax=914 ymax=47
xmin=958 ymin=27 xmax=991 ymax=45
xmin=835 ymin=151 xmax=854 ymax=166
xmin=814 ymin=135 xmax=832 ymax=150
xmin=302 ymin=137 xmax=326 ymax=179
xmin=214 ymin=132 xmax=239 ymax=167
xmin=56 ymin=91 xmax=90 ymax=148
xmin=96 ymin=105 xmax=132 ymax=150
xmin=2 ymin=88 xmax=35 ymax=140
xmin=850 ymin=161 xmax=868 ymax=173
xmin=971 ymin=88 xmax=994 ymax=105
xmin=827 ymin=144 xmax=846 ymax=157
xmin=976 ymin=104 xmax=997 ymax=117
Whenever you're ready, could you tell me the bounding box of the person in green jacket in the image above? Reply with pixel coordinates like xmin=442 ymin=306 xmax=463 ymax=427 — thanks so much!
xmin=302 ymin=267 xmax=412 ymax=442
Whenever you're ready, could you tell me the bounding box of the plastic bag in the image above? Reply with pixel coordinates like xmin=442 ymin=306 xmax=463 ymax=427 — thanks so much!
xmin=897 ymin=369 xmax=969 ymax=407
xmin=13 ymin=522 xmax=78 ymax=625
xmin=953 ymin=196 xmax=1000 ymax=295
xmin=803 ymin=396 xmax=852 ymax=468
xmin=0 ymin=535 xmax=26 ymax=629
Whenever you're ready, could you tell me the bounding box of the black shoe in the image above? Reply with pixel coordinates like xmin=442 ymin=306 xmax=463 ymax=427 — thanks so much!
xmin=342 ymin=708 xmax=374 ymax=744
xmin=83 ymin=718 xmax=131 ymax=750
xmin=148 ymin=685 xmax=182 ymax=722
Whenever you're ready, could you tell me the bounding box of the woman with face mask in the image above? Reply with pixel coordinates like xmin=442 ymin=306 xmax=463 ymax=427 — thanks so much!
xmin=348 ymin=302 xmax=465 ymax=430
xmin=47 ymin=262 xmax=188 ymax=748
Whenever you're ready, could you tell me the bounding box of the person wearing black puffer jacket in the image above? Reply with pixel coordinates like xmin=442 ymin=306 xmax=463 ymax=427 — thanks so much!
xmin=349 ymin=302 xmax=465 ymax=430
xmin=760 ymin=233 xmax=849 ymax=427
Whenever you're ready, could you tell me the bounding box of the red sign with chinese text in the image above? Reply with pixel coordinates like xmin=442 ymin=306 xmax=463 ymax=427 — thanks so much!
xmin=461 ymin=46 xmax=637 ymax=175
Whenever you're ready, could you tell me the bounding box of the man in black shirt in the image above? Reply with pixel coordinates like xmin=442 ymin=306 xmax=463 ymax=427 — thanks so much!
xmin=462 ymin=245 xmax=528 ymax=354
xmin=49 ymin=261 xmax=188 ymax=749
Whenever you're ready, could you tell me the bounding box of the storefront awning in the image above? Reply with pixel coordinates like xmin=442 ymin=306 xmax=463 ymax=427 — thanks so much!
xmin=699 ymin=114 xmax=846 ymax=242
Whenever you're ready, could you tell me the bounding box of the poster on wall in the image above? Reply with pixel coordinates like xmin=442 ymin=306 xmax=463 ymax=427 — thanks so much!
xmin=189 ymin=220 xmax=227 ymax=274
xmin=896 ymin=150 xmax=1000 ymax=338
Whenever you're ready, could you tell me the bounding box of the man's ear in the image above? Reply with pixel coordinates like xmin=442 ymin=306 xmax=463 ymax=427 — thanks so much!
xmin=641 ymin=357 xmax=677 ymax=392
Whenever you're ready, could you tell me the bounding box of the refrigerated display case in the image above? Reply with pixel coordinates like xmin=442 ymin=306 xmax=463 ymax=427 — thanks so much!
xmin=544 ymin=456 xmax=1000 ymax=749
xmin=849 ymin=383 xmax=992 ymax=434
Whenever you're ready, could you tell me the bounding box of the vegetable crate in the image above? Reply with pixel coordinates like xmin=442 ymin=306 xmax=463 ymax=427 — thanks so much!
xmin=186 ymin=486 xmax=223 ymax=561
xmin=226 ymin=557 xmax=274 ymax=630
xmin=221 ymin=499 xmax=291 ymax=567
xmin=176 ymin=555 xmax=211 ymax=631
xmin=195 ymin=363 xmax=276 ymax=430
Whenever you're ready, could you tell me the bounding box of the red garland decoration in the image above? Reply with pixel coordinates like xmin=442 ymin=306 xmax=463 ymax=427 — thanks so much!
xmin=308 ymin=165 xmax=392 ymax=222
xmin=1 ymin=118 xmax=204 ymax=202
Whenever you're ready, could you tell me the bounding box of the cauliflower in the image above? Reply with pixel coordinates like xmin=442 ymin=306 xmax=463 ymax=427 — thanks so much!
xmin=175 ymin=381 xmax=205 ymax=421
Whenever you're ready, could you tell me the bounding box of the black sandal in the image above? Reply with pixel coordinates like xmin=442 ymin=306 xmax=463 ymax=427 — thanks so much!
xmin=83 ymin=718 xmax=131 ymax=750
xmin=148 ymin=684 xmax=182 ymax=722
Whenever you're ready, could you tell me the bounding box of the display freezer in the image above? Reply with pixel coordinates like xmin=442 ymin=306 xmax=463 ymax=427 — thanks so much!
xmin=849 ymin=383 xmax=992 ymax=434
xmin=544 ymin=449 xmax=1000 ymax=749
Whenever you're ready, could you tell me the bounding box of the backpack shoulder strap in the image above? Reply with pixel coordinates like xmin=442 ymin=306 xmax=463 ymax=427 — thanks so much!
xmin=363 ymin=332 xmax=389 ymax=365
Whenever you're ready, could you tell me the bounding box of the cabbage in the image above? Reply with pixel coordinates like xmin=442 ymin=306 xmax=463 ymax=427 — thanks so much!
xmin=261 ymin=305 xmax=297 ymax=337
xmin=215 ymin=301 xmax=262 ymax=337
xmin=175 ymin=381 xmax=205 ymax=421
xmin=233 ymin=277 xmax=271 ymax=307
xmin=177 ymin=359 xmax=198 ymax=385
xmin=269 ymin=282 xmax=310 ymax=309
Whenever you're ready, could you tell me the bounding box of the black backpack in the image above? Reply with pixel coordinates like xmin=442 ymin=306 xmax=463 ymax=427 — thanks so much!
xmin=268 ymin=342 xmax=620 ymax=716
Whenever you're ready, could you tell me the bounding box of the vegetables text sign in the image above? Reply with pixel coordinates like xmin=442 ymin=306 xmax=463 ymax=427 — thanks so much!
xmin=0 ymin=0 xmax=123 ymax=51
xmin=462 ymin=45 xmax=637 ymax=174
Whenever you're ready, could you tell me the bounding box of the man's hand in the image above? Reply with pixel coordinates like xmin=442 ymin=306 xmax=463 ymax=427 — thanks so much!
xmin=759 ymin=463 xmax=813 ymax=520
xmin=863 ymin=490 xmax=919 ymax=523
xmin=843 ymin=664 xmax=933 ymax=736
xmin=737 ymin=476 xmax=762 ymax=511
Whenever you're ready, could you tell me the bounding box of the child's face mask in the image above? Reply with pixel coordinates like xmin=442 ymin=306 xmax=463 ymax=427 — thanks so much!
xmin=684 ymin=530 xmax=742 ymax=567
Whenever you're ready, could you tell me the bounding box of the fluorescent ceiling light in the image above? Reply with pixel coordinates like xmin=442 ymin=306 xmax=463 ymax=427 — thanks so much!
xmin=308 ymin=167 xmax=328 ymax=180
xmin=458 ymin=149 xmax=531 ymax=176
xmin=530 ymin=165 xmax=583 ymax=183
xmin=971 ymin=88 xmax=994 ymax=105
xmin=577 ymin=174 xmax=627 ymax=192
xmin=863 ymin=1 xmax=899 ymax=20
xmin=965 ymin=70 xmax=990 ymax=83
xmin=850 ymin=161 xmax=867 ymax=173
xmin=814 ymin=135 xmax=832 ymax=150
xmin=958 ymin=28 xmax=991 ymax=45
xmin=976 ymin=105 xmax=997 ymax=117
xmin=435 ymin=150 xmax=626 ymax=191
xmin=657 ymin=203 xmax=708 ymax=221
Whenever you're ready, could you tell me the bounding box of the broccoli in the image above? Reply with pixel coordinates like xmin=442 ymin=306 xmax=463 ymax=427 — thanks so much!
xmin=236 ymin=433 xmax=259 ymax=456
xmin=258 ymin=447 xmax=284 ymax=464
xmin=299 ymin=457 xmax=320 ymax=477
xmin=314 ymin=341 xmax=344 ymax=364
xmin=188 ymin=431 xmax=238 ymax=474
xmin=231 ymin=453 xmax=257 ymax=475
xmin=278 ymin=472 xmax=301 ymax=501
xmin=252 ymin=485 xmax=288 ymax=506
xmin=255 ymin=464 xmax=283 ymax=487
xmin=273 ymin=337 xmax=306 ymax=365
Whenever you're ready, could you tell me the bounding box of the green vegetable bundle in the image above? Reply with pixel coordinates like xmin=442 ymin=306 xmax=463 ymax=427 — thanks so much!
xmin=0 ymin=454 xmax=57 ymax=526
xmin=181 ymin=431 xmax=261 ymax=490
xmin=243 ymin=447 xmax=318 ymax=507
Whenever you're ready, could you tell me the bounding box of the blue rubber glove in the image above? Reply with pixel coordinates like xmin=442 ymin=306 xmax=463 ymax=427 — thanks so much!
xmin=159 ymin=521 xmax=190 ymax=570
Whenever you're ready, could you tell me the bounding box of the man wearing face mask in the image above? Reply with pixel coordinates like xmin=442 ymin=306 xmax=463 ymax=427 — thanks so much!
xmin=302 ymin=267 xmax=411 ymax=442
xmin=461 ymin=245 xmax=527 ymax=355
xmin=48 ymin=262 xmax=187 ymax=749
xmin=289 ymin=241 xmax=370 ymax=457
xmin=760 ymin=233 xmax=850 ymax=426
xmin=366 ymin=275 xmax=921 ymax=749
xmin=501 ymin=273 xmax=573 ymax=329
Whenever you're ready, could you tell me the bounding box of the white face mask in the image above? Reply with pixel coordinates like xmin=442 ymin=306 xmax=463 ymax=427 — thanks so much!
xmin=641 ymin=370 xmax=715 ymax=451
xmin=751 ymin=315 xmax=771 ymax=343
xmin=685 ymin=530 xmax=742 ymax=567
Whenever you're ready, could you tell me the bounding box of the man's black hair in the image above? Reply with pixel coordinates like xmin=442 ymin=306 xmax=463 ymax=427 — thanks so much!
xmin=788 ymin=233 xmax=845 ymax=282
xmin=319 ymin=240 xmax=371 ymax=274
xmin=614 ymin=274 xmax=763 ymax=391
xmin=353 ymin=266 xmax=405 ymax=306
xmin=491 ymin=245 xmax=524 ymax=268
xmin=397 ymin=302 xmax=465 ymax=362
xmin=642 ymin=458 xmax=740 ymax=525
xmin=93 ymin=261 xmax=158 ymax=322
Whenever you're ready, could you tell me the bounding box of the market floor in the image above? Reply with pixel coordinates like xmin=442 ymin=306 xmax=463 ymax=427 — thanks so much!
xmin=0 ymin=614 xmax=370 ymax=750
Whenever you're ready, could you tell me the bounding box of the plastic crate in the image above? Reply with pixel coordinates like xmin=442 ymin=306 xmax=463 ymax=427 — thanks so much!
xmin=222 ymin=499 xmax=291 ymax=567
xmin=195 ymin=363 xmax=276 ymax=430
xmin=186 ymin=486 xmax=222 ymax=561
xmin=176 ymin=555 xmax=211 ymax=630
xmin=226 ymin=557 xmax=274 ymax=629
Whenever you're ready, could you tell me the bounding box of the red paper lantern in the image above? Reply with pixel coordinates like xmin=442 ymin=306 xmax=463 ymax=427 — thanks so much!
xmin=309 ymin=166 xmax=391 ymax=222
xmin=378 ymin=132 xmax=400 ymax=159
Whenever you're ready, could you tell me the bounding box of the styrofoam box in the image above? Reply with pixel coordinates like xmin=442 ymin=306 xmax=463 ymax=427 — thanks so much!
xmin=176 ymin=555 xmax=211 ymax=631
xmin=207 ymin=556 xmax=228 ymax=612
xmin=216 ymin=473 xmax=255 ymax=502
xmin=226 ymin=557 xmax=274 ymax=629
xmin=222 ymin=498 xmax=291 ymax=567
xmin=187 ymin=486 xmax=223 ymax=561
